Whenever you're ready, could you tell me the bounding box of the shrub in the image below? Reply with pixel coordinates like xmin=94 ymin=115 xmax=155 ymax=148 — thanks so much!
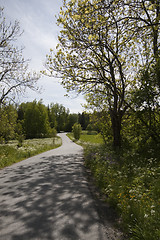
xmin=72 ymin=123 xmax=82 ymax=140
xmin=17 ymin=134 xmax=25 ymax=148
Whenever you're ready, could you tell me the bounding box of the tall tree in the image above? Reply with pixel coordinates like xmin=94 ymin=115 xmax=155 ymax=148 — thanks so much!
xmin=0 ymin=8 xmax=40 ymax=105
xmin=66 ymin=113 xmax=78 ymax=132
xmin=0 ymin=104 xmax=17 ymax=142
xmin=122 ymin=0 xmax=160 ymax=141
xmin=21 ymin=100 xmax=51 ymax=138
xmin=47 ymin=104 xmax=57 ymax=129
xmin=48 ymin=103 xmax=69 ymax=132
xmin=78 ymin=112 xmax=90 ymax=130
xmin=44 ymin=0 xmax=139 ymax=148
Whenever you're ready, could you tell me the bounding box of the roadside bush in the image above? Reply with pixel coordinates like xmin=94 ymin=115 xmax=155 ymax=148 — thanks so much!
xmin=17 ymin=134 xmax=25 ymax=148
xmin=72 ymin=123 xmax=82 ymax=140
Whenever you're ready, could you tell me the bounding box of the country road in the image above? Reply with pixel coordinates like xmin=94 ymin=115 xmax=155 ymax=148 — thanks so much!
xmin=0 ymin=133 xmax=123 ymax=240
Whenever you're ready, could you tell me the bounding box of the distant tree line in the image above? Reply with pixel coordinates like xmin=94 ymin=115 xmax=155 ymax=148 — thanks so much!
xmin=0 ymin=100 xmax=90 ymax=143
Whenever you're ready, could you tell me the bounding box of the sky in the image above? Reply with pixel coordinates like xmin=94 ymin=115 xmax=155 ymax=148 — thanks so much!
xmin=0 ymin=0 xmax=86 ymax=113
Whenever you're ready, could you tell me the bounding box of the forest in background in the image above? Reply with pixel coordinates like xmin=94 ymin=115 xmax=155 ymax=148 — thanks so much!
xmin=0 ymin=100 xmax=90 ymax=143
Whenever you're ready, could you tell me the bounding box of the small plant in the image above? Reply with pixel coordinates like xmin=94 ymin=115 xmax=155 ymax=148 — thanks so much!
xmin=17 ymin=134 xmax=24 ymax=148
xmin=72 ymin=123 xmax=82 ymax=140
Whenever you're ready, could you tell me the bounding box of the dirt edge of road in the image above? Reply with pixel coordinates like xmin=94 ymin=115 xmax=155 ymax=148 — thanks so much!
xmin=84 ymin=166 xmax=129 ymax=240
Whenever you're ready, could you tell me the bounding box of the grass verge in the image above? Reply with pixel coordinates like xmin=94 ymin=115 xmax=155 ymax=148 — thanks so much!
xmin=67 ymin=131 xmax=103 ymax=145
xmin=0 ymin=136 xmax=62 ymax=169
xmin=84 ymin=144 xmax=160 ymax=240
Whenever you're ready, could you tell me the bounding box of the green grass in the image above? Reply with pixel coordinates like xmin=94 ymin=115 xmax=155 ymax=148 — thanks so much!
xmin=67 ymin=131 xmax=104 ymax=145
xmin=0 ymin=137 xmax=62 ymax=169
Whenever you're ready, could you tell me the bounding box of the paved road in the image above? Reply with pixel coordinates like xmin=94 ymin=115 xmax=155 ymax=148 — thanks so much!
xmin=0 ymin=133 xmax=120 ymax=240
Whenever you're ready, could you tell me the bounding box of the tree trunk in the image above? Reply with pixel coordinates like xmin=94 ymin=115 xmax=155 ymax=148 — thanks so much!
xmin=110 ymin=110 xmax=122 ymax=149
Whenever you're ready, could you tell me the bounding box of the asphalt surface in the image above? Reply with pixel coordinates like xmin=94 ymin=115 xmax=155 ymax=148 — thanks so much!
xmin=0 ymin=133 xmax=121 ymax=240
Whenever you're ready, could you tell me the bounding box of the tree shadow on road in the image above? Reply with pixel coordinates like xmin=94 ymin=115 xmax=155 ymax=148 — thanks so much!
xmin=0 ymin=154 xmax=104 ymax=240
xmin=0 ymin=153 xmax=124 ymax=240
